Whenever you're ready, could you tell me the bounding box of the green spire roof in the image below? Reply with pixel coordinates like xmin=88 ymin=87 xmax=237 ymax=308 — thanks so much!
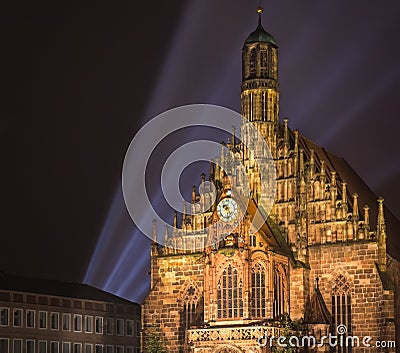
xmin=245 ymin=16 xmax=276 ymax=45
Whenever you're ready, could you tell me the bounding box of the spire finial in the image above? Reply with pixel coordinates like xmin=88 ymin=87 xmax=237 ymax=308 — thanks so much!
xmin=257 ymin=0 xmax=263 ymax=26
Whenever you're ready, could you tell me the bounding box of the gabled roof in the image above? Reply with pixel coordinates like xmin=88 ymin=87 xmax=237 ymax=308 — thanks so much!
xmin=0 ymin=272 xmax=139 ymax=306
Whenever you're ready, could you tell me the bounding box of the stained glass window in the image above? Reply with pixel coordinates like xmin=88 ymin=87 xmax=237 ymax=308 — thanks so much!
xmin=273 ymin=265 xmax=287 ymax=318
xmin=182 ymin=286 xmax=198 ymax=329
xmin=251 ymin=262 xmax=267 ymax=318
xmin=332 ymin=274 xmax=352 ymax=353
xmin=217 ymin=265 xmax=243 ymax=318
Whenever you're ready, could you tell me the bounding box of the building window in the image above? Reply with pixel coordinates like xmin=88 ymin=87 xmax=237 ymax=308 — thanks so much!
xmin=0 ymin=339 xmax=9 ymax=353
xmin=39 ymin=311 xmax=47 ymax=329
xmin=95 ymin=345 xmax=103 ymax=353
xmin=105 ymin=318 xmax=114 ymax=335
xmin=13 ymin=309 xmax=22 ymax=327
xmin=84 ymin=344 xmax=92 ymax=353
xmin=50 ymin=313 xmax=59 ymax=330
xmin=73 ymin=344 xmax=81 ymax=353
xmin=250 ymin=48 xmax=257 ymax=74
xmin=0 ymin=308 xmax=9 ymax=326
xmin=95 ymin=317 xmax=103 ymax=334
xmin=39 ymin=341 xmax=47 ymax=353
xmin=217 ymin=264 xmax=243 ymax=318
xmin=73 ymin=314 xmax=82 ymax=332
xmin=105 ymin=346 xmax=113 ymax=353
xmin=26 ymin=340 xmax=35 ymax=353
xmin=260 ymin=50 xmax=267 ymax=75
xmin=14 ymin=340 xmax=22 ymax=353
xmin=116 ymin=319 xmax=124 ymax=336
xmin=135 ymin=320 xmax=140 ymax=337
xmin=273 ymin=264 xmax=287 ymax=318
xmin=332 ymin=274 xmax=352 ymax=353
xmin=50 ymin=342 xmax=59 ymax=353
xmin=26 ymin=310 xmax=35 ymax=328
xmin=182 ymin=286 xmax=198 ymax=329
xmin=251 ymin=261 xmax=268 ymax=318
xmin=62 ymin=314 xmax=71 ymax=331
xmin=62 ymin=343 xmax=70 ymax=353
xmin=115 ymin=347 xmax=123 ymax=353
xmin=126 ymin=320 xmax=133 ymax=336
xmin=85 ymin=316 xmax=93 ymax=333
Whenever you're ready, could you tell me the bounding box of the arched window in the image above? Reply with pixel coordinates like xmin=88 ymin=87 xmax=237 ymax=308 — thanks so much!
xmin=217 ymin=265 xmax=243 ymax=319
xmin=251 ymin=262 xmax=268 ymax=318
xmin=273 ymin=265 xmax=287 ymax=318
xmin=261 ymin=92 xmax=266 ymax=121
xmin=260 ymin=50 xmax=267 ymax=76
xmin=250 ymin=48 xmax=257 ymax=74
xmin=332 ymin=274 xmax=352 ymax=353
xmin=182 ymin=286 xmax=198 ymax=330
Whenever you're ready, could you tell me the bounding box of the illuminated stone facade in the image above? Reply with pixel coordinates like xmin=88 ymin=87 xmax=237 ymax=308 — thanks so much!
xmin=142 ymin=13 xmax=399 ymax=353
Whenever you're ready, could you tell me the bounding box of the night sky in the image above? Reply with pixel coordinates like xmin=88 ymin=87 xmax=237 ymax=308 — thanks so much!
xmin=2 ymin=0 xmax=400 ymax=303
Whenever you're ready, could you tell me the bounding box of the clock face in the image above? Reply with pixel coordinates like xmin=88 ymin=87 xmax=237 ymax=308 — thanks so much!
xmin=217 ymin=198 xmax=239 ymax=223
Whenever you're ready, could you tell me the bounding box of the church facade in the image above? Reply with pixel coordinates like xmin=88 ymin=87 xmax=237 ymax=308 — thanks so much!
xmin=142 ymin=11 xmax=399 ymax=353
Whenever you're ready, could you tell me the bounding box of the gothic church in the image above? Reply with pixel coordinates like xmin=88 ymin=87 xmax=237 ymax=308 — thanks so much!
xmin=142 ymin=9 xmax=400 ymax=353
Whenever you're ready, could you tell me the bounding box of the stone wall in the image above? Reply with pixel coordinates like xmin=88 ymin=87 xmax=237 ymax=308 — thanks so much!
xmin=308 ymin=241 xmax=396 ymax=352
xmin=142 ymin=252 xmax=204 ymax=353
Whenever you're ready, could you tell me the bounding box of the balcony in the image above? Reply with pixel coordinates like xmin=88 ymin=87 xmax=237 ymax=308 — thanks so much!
xmin=186 ymin=325 xmax=282 ymax=344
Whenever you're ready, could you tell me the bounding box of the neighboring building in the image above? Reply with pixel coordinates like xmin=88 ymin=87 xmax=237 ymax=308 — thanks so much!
xmin=142 ymin=8 xmax=400 ymax=353
xmin=0 ymin=273 xmax=140 ymax=353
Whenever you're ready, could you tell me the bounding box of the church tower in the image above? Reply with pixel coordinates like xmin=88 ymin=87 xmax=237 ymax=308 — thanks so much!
xmin=241 ymin=7 xmax=279 ymax=156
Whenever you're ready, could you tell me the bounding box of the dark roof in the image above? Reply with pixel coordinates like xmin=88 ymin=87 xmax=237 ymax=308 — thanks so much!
xmin=296 ymin=132 xmax=400 ymax=260
xmin=245 ymin=17 xmax=277 ymax=46
xmin=304 ymin=279 xmax=332 ymax=325
xmin=0 ymin=272 xmax=139 ymax=306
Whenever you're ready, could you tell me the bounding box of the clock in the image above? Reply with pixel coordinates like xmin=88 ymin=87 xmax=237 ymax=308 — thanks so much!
xmin=217 ymin=198 xmax=239 ymax=222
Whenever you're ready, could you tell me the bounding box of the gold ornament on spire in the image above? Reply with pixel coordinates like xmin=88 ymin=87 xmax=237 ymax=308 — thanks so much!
xmin=257 ymin=6 xmax=263 ymax=14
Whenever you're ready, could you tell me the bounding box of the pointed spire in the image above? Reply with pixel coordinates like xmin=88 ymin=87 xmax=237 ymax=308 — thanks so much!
xmin=377 ymin=197 xmax=387 ymax=272
xmin=299 ymin=149 xmax=304 ymax=175
xmin=209 ymin=160 xmax=215 ymax=181
xmin=352 ymin=193 xmax=359 ymax=221
xmin=305 ymin=277 xmax=332 ymax=325
xmin=283 ymin=118 xmax=289 ymax=153
xmin=173 ymin=211 xmax=178 ymax=229
xmin=164 ymin=226 xmax=170 ymax=245
xmin=192 ymin=185 xmax=196 ymax=203
xmin=377 ymin=197 xmax=386 ymax=231
xmin=309 ymin=149 xmax=315 ymax=179
xmin=363 ymin=205 xmax=370 ymax=232
xmin=342 ymin=181 xmax=347 ymax=205
xmin=152 ymin=219 xmax=157 ymax=242
xmin=182 ymin=201 xmax=187 ymax=229
xmin=294 ymin=130 xmax=299 ymax=153
xmin=331 ymin=171 xmax=336 ymax=186
xmin=320 ymin=160 xmax=325 ymax=177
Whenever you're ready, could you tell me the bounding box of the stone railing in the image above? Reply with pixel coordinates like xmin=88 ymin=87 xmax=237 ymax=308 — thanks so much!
xmin=186 ymin=325 xmax=282 ymax=343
